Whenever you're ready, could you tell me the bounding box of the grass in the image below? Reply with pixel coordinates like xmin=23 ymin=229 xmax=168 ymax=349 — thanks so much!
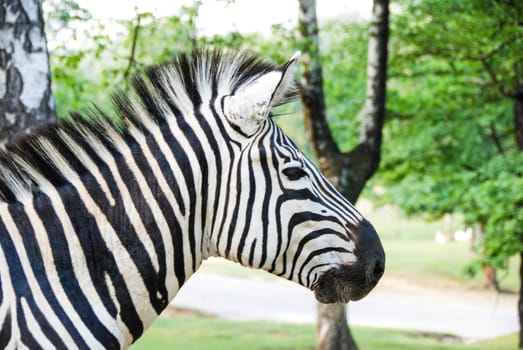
xmin=132 ymin=311 xmax=517 ymax=350
xmin=132 ymin=312 xmax=315 ymax=350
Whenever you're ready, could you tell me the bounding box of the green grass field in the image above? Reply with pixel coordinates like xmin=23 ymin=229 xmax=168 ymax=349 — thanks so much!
xmin=132 ymin=312 xmax=517 ymax=350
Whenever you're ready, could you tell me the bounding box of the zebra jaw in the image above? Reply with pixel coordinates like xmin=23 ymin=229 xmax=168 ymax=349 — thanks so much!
xmin=313 ymin=264 xmax=379 ymax=303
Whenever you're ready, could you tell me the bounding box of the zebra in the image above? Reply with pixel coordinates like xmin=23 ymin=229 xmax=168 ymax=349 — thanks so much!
xmin=0 ymin=49 xmax=385 ymax=349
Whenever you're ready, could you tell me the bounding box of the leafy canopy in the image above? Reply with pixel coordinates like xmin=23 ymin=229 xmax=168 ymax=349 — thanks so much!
xmin=378 ymin=0 xmax=523 ymax=269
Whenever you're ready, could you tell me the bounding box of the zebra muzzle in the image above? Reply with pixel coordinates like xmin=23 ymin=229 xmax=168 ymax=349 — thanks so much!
xmin=313 ymin=220 xmax=385 ymax=304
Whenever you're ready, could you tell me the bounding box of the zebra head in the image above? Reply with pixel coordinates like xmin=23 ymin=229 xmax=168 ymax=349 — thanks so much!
xmin=214 ymin=52 xmax=385 ymax=303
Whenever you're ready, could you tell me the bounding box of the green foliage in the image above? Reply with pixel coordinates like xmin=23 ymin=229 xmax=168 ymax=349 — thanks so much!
xmin=392 ymin=0 xmax=522 ymax=94
xmin=463 ymin=151 xmax=523 ymax=269
xmin=44 ymin=0 xmax=92 ymax=30
xmin=46 ymin=2 xmax=210 ymax=117
xmin=376 ymin=0 xmax=523 ymax=271
xmin=321 ymin=21 xmax=368 ymax=152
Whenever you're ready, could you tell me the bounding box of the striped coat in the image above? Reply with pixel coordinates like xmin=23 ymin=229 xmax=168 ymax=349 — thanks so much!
xmin=0 ymin=50 xmax=384 ymax=349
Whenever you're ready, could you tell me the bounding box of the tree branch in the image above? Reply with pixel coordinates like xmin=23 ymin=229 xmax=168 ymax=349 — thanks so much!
xmin=488 ymin=121 xmax=506 ymax=155
xmin=298 ymin=0 xmax=341 ymax=178
xmin=463 ymin=32 xmax=523 ymax=98
xmin=123 ymin=9 xmax=142 ymax=81
xmin=356 ymin=0 xmax=389 ymax=182
xmin=477 ymin=32 xmax=523 ymax=61
xmin=478 ymin=57 xmax=515 ymax=98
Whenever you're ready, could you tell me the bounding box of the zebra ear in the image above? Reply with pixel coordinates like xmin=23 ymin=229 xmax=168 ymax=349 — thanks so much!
xmin=223 ymin=52 xmax=300 ymax=136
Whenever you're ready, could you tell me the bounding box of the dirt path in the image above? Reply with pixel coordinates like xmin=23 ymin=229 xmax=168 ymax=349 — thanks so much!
xmin=171 ymin=271 xmax=518 ymax=342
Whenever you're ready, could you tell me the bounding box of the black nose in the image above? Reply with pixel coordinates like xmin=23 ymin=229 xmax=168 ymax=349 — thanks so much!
xmin=355 ymin=219 xmax=385 ymax=284
xmin=313 ymin=219 xmax=386 ymax=304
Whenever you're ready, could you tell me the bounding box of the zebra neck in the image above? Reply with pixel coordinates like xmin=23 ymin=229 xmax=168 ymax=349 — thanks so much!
xmin=83 ymin=118 xmax=212 ymax=319
xmin=0 ymin=117 xmax=215 ymax=346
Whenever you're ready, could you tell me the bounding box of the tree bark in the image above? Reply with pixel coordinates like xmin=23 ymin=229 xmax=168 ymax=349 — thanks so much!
xmin=0 ymin=0 xmax=55 ymax=144
xmin=298 ymin=0 xmax=340 ymax=180
xmin=316 ymin=302 xmax=358 ymax=350
xmin=298 ymin=0 xmax=389 ymax=349
xmin=444 ymin=213 xmax=453 ymax=241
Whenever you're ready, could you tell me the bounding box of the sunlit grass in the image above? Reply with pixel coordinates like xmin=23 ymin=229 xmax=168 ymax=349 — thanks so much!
xmin=132 ymin=312 xmax=315 ymax=350
xmin=132 ymin=311 xmax=517 ymax=350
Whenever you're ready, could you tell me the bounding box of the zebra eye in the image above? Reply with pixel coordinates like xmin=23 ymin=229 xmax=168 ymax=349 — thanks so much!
xmin=283 ymin=167 xmax=307 ymax=181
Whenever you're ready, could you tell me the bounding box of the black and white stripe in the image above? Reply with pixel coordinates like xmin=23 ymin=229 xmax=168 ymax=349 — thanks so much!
xmin=0 ymin=49 xmax=384 ymax=349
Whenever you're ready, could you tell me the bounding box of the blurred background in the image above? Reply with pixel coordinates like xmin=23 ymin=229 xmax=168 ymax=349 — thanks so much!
xmin=2 ymin=0 xmax=522 ymax=349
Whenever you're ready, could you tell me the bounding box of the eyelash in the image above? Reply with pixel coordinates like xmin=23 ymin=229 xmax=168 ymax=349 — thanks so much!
xmin=282 ymin=167 xmax=308 ymax=181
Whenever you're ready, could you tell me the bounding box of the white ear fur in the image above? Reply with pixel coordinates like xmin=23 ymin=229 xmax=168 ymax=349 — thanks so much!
xmin=271 ymin=51 xmax=300 ymax=106
xmin=223 ymin=52 xmax=300 ymax=136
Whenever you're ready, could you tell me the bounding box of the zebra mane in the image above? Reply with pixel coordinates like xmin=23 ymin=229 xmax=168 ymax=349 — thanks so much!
xmin=0 ymin=49 xmax=282 ymax=203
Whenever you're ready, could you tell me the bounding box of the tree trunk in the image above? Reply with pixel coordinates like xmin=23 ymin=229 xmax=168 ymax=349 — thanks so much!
xmin=0 ymin=0 xmax=55 ymax=144
xmin=476 ymin=222 xmax=500 ymax=291
xmin=482 ymin=264 xmax=500 ymax=291
xmin=298 ymin=0 xmax=389 ymax=349
xmin=444 ymin=213 xmax=453 ymax=241
xmin=317 ymin=303 xmax=358 ymax=350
